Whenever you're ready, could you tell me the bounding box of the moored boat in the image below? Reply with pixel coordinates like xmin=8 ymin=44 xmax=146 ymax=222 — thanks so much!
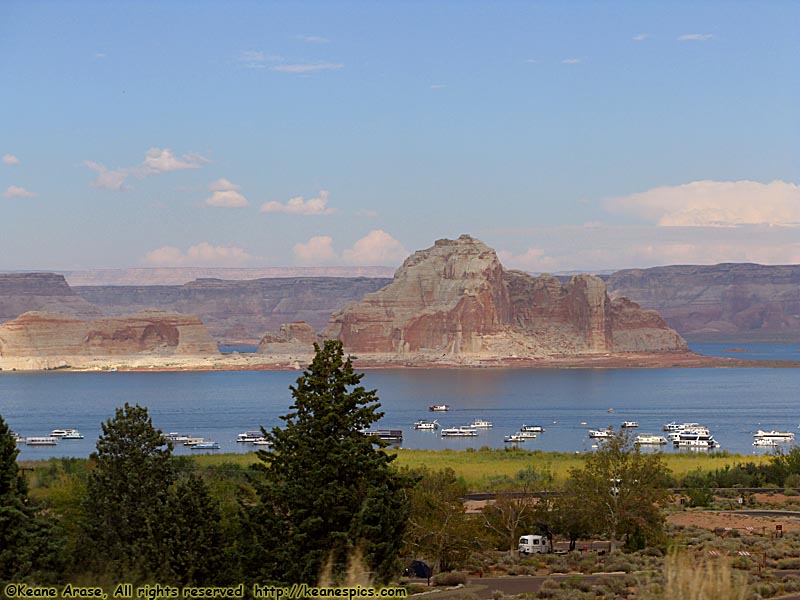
xmin=588 ymin=428 xmax=613 ymax=438
xmin=429 ymin=404 xmax=450 ymax=412
xmin=621 ymin=421 xmax=639 ymax=428
xmin=361 ymin=429 xmax=404 ymax=442
xmin=753 ymin=430 xmax=794 ymax=444
xmin=182 ymin=437 xmax=206 ymax=446
xmin=521 ymin=424 xmax=545 ymax=433
xmin=61 ymin=429 xmax=84 ymax=439
xmin=635 ymin=434 xmax=667 ymax=445
xmin=26 ymin=437 xmax=58 ymax=446
xmin=504 ymin=434 xmax=526 ymax=443
xmin=413 ymin=419 xmax=439 ymax=430
xmin=191 ymin=442 xmax=220 ymax=450
xmin=441 ymin=426 xmax=477 ymax=437
xmin=236 ymin=431 xmax=265 ymax=443
xmin=470 ymin=418 xmax=493 ymax=428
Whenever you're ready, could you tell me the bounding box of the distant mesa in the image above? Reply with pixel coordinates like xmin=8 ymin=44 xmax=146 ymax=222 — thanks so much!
xmin=606 ymin=264 xmax=800 ymax=342
xmin=257 ymin=321 xmax=321 ymax=355
xmin=0 ymin=272 xmax=102 ymax=321
xmin=0 ymin=310 xmax=218 ymax=370
xmin=262 ymin=235 xmax=687 ymax=361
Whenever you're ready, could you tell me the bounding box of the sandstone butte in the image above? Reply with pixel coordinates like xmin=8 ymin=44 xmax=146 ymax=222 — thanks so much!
xmin=258 ymin=235 xmax=693 ymax=366
xmin=0 ymin=310 xmax=219 ymax=371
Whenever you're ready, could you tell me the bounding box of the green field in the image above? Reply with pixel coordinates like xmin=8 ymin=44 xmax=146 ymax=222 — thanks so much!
xmin=131 ymin=447 xmax=774 ymax=491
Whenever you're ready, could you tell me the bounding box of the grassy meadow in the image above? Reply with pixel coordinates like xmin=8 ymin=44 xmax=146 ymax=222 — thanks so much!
xmin=152 ymin=447 xmax=774 ymax=490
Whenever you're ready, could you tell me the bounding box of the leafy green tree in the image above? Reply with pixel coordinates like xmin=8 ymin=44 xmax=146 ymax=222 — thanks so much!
xmin=562 ymin=429 xmax=670 ymax=552
xmin=404 ymin=467 xmax=485 ymax=572
xmin=79 ymin=403 xmax=174 ymax=577
xmin=244 ymin=340 xmax=412 ymax=585
xmin=482 ymin=466 xmax=552 ymax=555
xmin=769 ymin=446 xmax=800 ymax=486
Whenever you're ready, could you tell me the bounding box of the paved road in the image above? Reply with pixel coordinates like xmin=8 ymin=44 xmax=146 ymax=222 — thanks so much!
xmin=410 ymin=574 xmax=627 ymax=599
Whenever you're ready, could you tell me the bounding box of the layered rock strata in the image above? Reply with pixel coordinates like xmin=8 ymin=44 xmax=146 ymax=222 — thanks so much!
xmin=0 ymin=310 xmax=218 ymax=370
xmin=257 ymin=321 xmax=321 ymax=355
xmin=315 ymin=235 xmax=686 ymax=360
xmin=75 ymin=277 xmax=393 ymax=344
xmin=607 ymin=264 xmax=800 ymax=341
xmin=0 ymin=273 xmax=102 ymax=322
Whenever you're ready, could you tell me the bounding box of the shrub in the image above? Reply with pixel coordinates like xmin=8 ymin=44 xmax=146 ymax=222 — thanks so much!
xmin=433 ymin=571 xmax=469 ymax=586
xmin=777 ymin=557 xmax=800 ymax=570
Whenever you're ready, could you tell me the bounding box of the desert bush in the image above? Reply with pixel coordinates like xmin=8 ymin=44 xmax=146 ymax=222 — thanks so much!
xmin=776 ymin=557 xmax=800 ymax=569
xmin=664 ymin=550 xmax=748 ymax=599
xmin=603 ymin=558 xmax=634 ymax=573
xmin=783 ymin=472 xmax=800 ymax=489
xmin=432 ymin=570 xmax=469 ymax=586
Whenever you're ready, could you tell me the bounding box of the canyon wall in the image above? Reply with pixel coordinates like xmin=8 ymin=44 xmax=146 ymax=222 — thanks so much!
xmin=75 ymin=277 xmax=393 ymax=344
xmin=0 ymin=310 xmax=218 ymax=370
xmin=606 ymin=264 xmax=800 ymax=341
xmin=320 ymin=235 xmax=686 ymax=359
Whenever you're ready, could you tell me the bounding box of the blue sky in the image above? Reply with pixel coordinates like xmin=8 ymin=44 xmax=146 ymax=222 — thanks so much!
xmin=2 ymin=0 xmax=798 ymax=271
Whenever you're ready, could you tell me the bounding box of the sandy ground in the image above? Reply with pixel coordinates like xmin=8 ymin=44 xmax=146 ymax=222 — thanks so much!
xmin=668 ymin=508 xmax=800 ymax=533
xmin=5 ymin=349 xmax=799 ymax=373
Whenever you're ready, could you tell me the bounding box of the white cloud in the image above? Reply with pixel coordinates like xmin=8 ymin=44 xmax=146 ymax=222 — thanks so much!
xmin=295 ymin=35 xmax=329 ymax=43
xmin=84 ymin=147 xmax=208 ymax=191
xmin=83 ymin=160 xmax=130 ymax=191
xmin=341 ymin=230 xmax=408 ymax=266
xmin=605 ymin=180 xmax=800 ymax=227
xmin=140 ymin=147 xmax=207 ymax=174
xmin=355 ymin=209 xmax=379 ymax=218
xmin=293 ymin=236 xmax=337 ymax=265
xmin=632 ymin=34 xmax=650 ymax=41
xmin=497 ymin=247 xmax=560 ymax=272
xmin=271 ymin=62 xmax=343 ymax=73
xmin=524 ymin=58 xmax=541 ymax=64
xmin=143 ymin=243 xmax=254 ymax=267
xmin=561 ymin=58 xmax=581 ymax=64
xmin=261 ymin=190 xmax=335 ymax=215
xmin=205 ymin=178 xmax=248 ymax=208
xmin=292 ymin=230 xmax=408 ymax=266
xmin=3 ymin=185 xmax=36 ymax=199
xmin=238 ymin=50 xmax=284 ymax=68
xmin=492 ymin=222 xmax=800 ymax=272
xmin=2 ymin=154 xmax=20 ymax=165
xmin=678 ymin=33 xmax=715 ymax=41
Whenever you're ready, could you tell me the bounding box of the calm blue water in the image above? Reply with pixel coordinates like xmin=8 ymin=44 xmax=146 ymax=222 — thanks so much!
xmin=2 ymin=345 xmax=799 ymax=459
xmin=690 ymin=342 xmax=800 ymax=362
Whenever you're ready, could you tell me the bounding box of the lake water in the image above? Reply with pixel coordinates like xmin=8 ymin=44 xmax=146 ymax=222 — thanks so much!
xmin=2 ymin=343 xmax=799 ymax=460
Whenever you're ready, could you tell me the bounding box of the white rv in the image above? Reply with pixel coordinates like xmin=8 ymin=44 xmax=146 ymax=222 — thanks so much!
xmin=518 ymin=534 xmax=552 ymax=555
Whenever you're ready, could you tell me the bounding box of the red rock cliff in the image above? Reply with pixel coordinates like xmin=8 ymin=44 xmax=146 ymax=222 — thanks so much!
xmin=324 ymin=235 xmax=686 ymax=358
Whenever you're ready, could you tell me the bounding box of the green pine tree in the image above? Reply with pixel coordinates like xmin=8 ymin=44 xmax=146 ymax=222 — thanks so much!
xmin=165 ymin=473 xmax=225 ymax=585
xmin=79 ymin=403 xmax=174 ymax=577
xmin=244 ymin=340 xmax=412 ymax=585
xmin=0 ymin=412 xmax=33 ymax=582
xmin=0 ymin=413 xmax=64 ymax=583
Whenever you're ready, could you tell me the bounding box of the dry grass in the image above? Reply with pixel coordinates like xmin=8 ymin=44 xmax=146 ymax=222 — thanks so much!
xmin=663 ymin=550 xmax=748 ymax=600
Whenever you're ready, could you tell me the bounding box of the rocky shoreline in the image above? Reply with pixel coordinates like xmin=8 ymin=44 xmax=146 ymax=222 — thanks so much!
xmin=3 ymin=350 xmax=798 ymax=373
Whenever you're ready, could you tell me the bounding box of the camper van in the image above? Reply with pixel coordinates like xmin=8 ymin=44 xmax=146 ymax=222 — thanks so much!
xmin=518 ymin=534 xmax=552 ymax=555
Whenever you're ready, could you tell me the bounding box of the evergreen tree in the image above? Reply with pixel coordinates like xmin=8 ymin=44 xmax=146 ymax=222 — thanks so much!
xmin=79 ymin=403 xmax=174 ymax=576
xmin=244 ymin=340 xmax=411 ymax=585
xmin=165 ymin=473 xmax=225 ymax=585
xmin=0 ymin=413 xmax=64 ymax=583
xmin=0 ymin=412 xmax=34 ymax=582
